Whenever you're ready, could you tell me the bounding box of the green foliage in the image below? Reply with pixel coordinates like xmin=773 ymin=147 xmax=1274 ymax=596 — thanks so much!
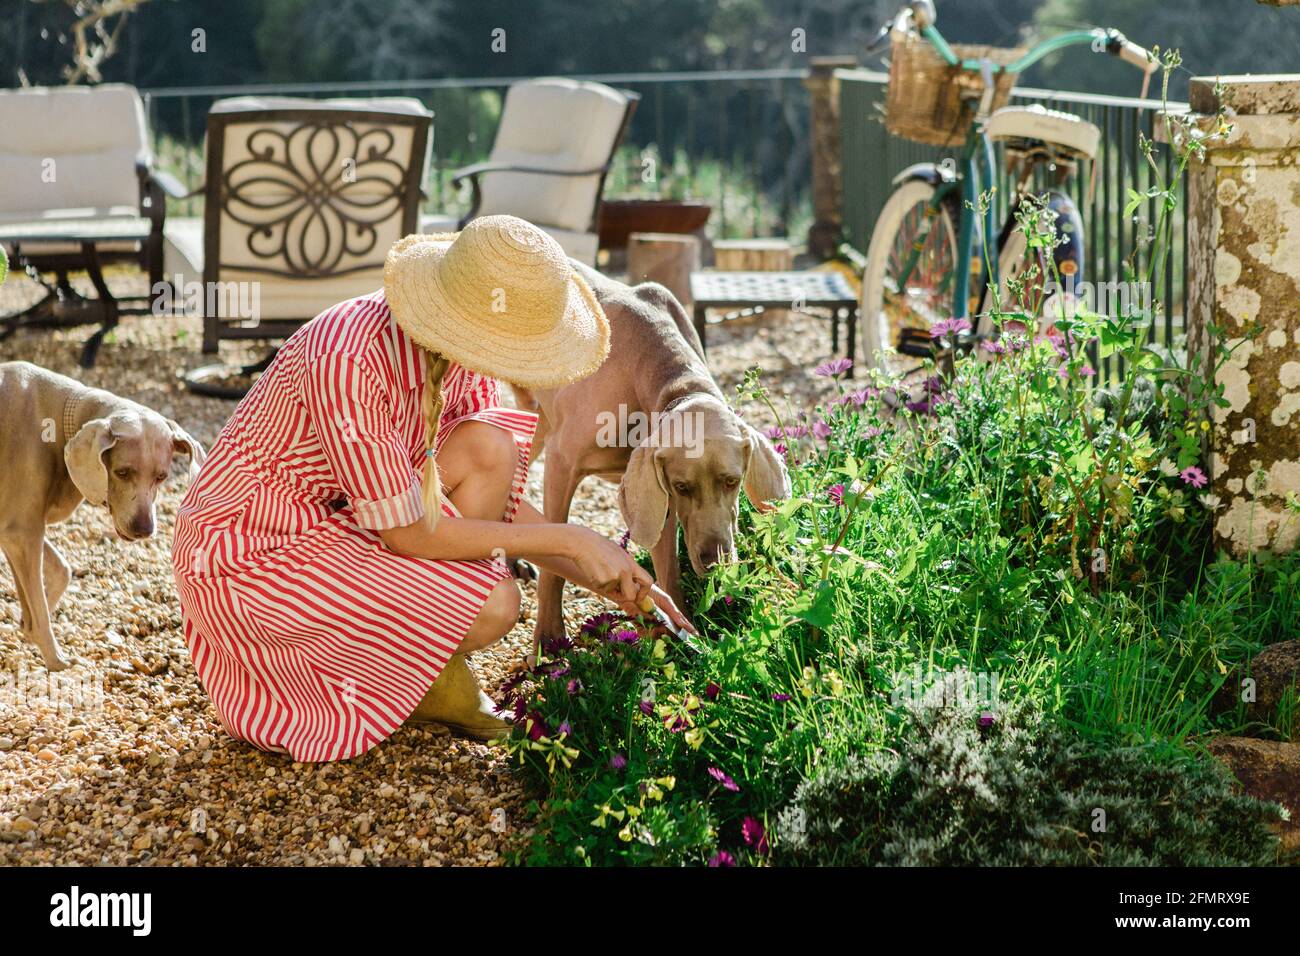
xmin=771 ymin=687 xmax=1286 ymax=867
xmin=504 ymin=52 xmax=1295 ymax=867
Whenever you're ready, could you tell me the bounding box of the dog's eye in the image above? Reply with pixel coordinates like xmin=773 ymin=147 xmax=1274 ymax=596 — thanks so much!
xmin=155 ymin=473 xmax=169 ymax=484
xmin=673 ymin=482 xmax=693 ymax=496
xmin=114 ymin=468 xmax=133 ymax=480
xmin=721 ymin=476 xmax=741 ymax=490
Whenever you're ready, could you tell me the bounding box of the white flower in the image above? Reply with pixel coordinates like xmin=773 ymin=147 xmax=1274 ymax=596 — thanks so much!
xmin=1158 ymin=458 xmax=1180 ymax=477
xmin=1199 ymin=493 xmax=1223 ymax=511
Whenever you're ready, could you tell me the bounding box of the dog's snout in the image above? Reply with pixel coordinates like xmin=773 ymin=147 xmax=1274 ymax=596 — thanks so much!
xmin=128 ymin=513 xmax=155 ymax=539
xmin=697 ymin=538 xmax=731 ymax=569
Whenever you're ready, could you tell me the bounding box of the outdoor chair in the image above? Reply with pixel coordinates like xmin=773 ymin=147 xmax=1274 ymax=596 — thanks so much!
xmin=0 ymin=84 xmax=186 ymax=365
xmin=421 ymin=77 xmax=638 ymax=265
xmin=163 ymin=96 xmax=432 ymax=396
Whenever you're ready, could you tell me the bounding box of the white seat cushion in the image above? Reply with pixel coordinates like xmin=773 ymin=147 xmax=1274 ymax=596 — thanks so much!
xmin=477 ymin=78 xmax=628 ymax=234
xmin=0 ymin=85 xmax=148 ymax=222
xmin=986 ymin=104 xmax=1100 ymax=160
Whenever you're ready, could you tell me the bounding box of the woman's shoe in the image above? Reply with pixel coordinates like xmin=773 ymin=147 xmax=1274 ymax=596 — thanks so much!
xmin=408 ymin=653 xmax=512 ymax=741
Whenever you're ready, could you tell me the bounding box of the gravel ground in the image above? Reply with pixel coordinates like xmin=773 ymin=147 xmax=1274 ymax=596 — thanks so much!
xmin=0 ymin=267 xmax=842 ymax=865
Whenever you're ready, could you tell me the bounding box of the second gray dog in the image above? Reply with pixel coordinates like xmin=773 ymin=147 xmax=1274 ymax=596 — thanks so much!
xmin=0 ymin=361 xmax=205 ymax=670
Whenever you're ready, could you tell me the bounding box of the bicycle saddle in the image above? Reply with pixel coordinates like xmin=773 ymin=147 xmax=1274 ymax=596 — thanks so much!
xmin=985 ymin=104 xmax=1100 ymax=160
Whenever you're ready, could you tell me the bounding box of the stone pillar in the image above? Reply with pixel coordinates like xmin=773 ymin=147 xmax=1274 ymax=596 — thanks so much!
xmin=1181 ymin=76 xmax=1300 ymax=556
xmin=803 ymin=56 xmax=857 ymax=261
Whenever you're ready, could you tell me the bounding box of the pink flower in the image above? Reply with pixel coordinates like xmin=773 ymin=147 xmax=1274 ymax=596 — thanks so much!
xmin=828 ymin=483 xmax=846 ymax=507
xmin=773 ymin=442 xmax=788 ymax=457
xmin=741 ymin=816 xmax=769 ymax=855
xmin=763 ymin=425 xmax=783 ymax=441
xmin=814 ymin=358 xmax=853 ymax=377
xmin=708 ymin=766 xmax=741 ymax=792
xmin=812 ymin=420 xmax=832 ymax=441
xmin=1180 ymin=465 xmax=1208 ymax=489
xmin=708 ymin=850 xmax=736 ymax=867
xmin=928 ymin=317 xmax=971 ymax=339
xmin=609 ymin=753 xmax=627 ymax=770
xmin=704 ymin=681 xmax=721 ymax=700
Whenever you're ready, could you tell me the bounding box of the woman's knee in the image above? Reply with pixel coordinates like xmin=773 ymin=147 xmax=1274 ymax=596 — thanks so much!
xmin=460 ymin=578 xmax=520 ymax=652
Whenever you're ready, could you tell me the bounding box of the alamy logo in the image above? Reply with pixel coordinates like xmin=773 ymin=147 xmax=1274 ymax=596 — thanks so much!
xmin=595 ymin=405 xmax=704 ymax=458
xmin=49 ymin=885 xmax=151 ymax=936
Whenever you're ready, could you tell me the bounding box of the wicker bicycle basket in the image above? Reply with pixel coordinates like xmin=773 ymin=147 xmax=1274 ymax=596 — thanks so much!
xmin=884 ymin=29 xmax=1025 ymax=147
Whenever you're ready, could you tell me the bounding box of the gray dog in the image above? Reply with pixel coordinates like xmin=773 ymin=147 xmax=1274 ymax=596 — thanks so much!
xmin=514 ymin=264 xmax=790 ymax=641
xmin=0 ymin=361 xmax=205 ymax=670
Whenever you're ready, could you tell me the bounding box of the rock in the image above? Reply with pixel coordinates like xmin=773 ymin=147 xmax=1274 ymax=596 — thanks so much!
xmin=348 ymin=848 xmax=366 ymax=865
xmin=36 ymin=749 xmax=57 ymax=762
xmin=11 ymin=817 xmax=39 ymax=834
xmin=0 ymin=737 xmax=14 ymax=751
xmin=1217 ymin=640 xmax=1300 ymax=736
xmin=1207 ymin=736 xmax=1300 ymax=852
xmin=132 ymin=833 xmax=153 ymax=851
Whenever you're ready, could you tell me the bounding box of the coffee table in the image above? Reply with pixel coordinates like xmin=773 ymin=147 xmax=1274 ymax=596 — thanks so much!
xmin=689 ymin=270 xmax=859 ymax=374
xmin=0 ymin=217 xmax=155 ymax=367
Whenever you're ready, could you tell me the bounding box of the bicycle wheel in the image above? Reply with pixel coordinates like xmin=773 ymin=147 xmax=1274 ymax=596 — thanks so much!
xmin=861 ymin=179 xmax=961 ymax=373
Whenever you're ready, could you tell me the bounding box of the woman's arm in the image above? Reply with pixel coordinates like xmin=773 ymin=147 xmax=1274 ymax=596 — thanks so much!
xmin=379 ymin=513 xmax=652 ymax=606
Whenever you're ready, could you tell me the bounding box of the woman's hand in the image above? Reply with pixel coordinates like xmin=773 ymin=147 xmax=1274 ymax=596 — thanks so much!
xmin=566 ymin=527 xmax=653 ymax=606
xmin=613 ymin=584 xmax=696 ymax=635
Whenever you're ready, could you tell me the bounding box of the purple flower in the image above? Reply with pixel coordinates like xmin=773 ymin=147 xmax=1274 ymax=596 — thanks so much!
xmin=828 ymin=483 xmax=846 ymax=507
xmin=978 ymin=712 xmax=996 ymax=729
xmin=541 ymin=634 xmax=574 ymax=656
xmin=704 ymin=682 xmax=721 ymax=701
xmin=1057 ymin=363 xmax=1096 ymax=380
xmin=526 ymin=713 xmax=551 ymax=741
xmin=929 ymin=317 xmax=971 ymax=339
xmin=1180 ymin=465 xmax=1208 ymax=489
xmin=784 ymin=424 xmax=810 ymax=440
xmin=981 ymin=339 xmax=1007 ymax=355
xmin=579 ymin=612 xmax=624 ymax=639
xmin=812 ymin=420 xmax=832 ymax=441
xmin=708 ymin=850 xmax=736 ymax=867
xmin=771 ymin=692 xmax=791 ymax=702
xmin=609 ymin=628 xmax=640 ymax=644
xmin=566 ymin=678 xmax=582 ymax=696
xmin=609 ymin=753 xmax=627 ymax=771
xmin=741 ymin=816 xmax=769 ymax=855
xmin=617 ymin=529 xmax=631 ymax=551
xmin=814 ymin=358 xmax=853 ymax=378
xmin=639 ymin=700 xmax=654 ymax=716
xmin=708 ymin=766 xmax=741 ymax=792
xmin=556 ymin=721 xmax=572 ymax=737
xmin=763 ymin=425 xmax=784 ymax=441
xmin=512 ymin=697 xmax=528 ymax=720
xmin=773 ymin=442 xmax=788 ymax=457
xmin=723 ymin=595 xmax=734 ymax=606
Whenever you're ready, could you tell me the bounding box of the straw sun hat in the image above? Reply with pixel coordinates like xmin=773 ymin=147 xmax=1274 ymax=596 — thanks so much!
xmin=383 ymin=215 xmax=610 ymax=389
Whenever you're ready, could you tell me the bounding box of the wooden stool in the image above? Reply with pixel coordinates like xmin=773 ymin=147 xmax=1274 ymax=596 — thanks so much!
xmin=712 ymin=238 xmax=795 ymax=272
xmin=627 ymin=232 xmax=701 ymax=308
xmin=689 ymin=270 xmax=859 ymax=373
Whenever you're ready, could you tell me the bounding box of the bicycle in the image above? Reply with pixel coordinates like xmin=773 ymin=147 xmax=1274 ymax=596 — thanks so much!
xmin=857 ymin=0 xmax=1158 ymax=374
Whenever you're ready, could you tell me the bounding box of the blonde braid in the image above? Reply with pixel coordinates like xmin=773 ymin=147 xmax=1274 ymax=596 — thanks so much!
xmin=420 ymin=349 xmax=451 ymax=529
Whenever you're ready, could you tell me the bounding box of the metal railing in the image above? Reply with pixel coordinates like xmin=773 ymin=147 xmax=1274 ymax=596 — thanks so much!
xmin=139 ymin=69 xmax=816 ymax=241
xmin=840 ymin=69 xmax=1192 ymax=373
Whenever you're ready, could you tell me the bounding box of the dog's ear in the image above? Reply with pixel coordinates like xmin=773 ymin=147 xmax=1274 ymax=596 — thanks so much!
xmin=166 ymin=419 xmax=207 ymax=480
xmin=64 ymin=417 xmax=117 ymax=506
xmin=619 ymin=439 xmax=669 ymax=550
xmin=741 ymin=422 xmax=791 ymax=510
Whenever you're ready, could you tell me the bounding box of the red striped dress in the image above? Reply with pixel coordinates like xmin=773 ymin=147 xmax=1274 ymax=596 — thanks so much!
xmin=171 ymin=291 xmax=537 ymax=761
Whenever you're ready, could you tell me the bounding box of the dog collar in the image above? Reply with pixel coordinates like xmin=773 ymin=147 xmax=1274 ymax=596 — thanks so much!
xmin=62 ymin=390 xmax=85 ymax=445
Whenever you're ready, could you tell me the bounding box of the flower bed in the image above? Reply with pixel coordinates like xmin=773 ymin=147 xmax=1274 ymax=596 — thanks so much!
xmin=500 ymin=59 xmax=1298 ymax=866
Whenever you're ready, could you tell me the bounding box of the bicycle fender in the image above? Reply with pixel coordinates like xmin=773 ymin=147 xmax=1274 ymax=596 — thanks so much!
xmin=1047 ymin=190 xmax=1085 ymax=292
xmin=890 ymin=162 xmax=958 ymax=187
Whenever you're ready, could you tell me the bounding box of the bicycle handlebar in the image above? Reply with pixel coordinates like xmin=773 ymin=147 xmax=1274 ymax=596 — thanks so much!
xmin=1105 ymin=29 xmax=1159 ymax=75
xmin=865 ymin=4 xmax=1160 ymax=79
